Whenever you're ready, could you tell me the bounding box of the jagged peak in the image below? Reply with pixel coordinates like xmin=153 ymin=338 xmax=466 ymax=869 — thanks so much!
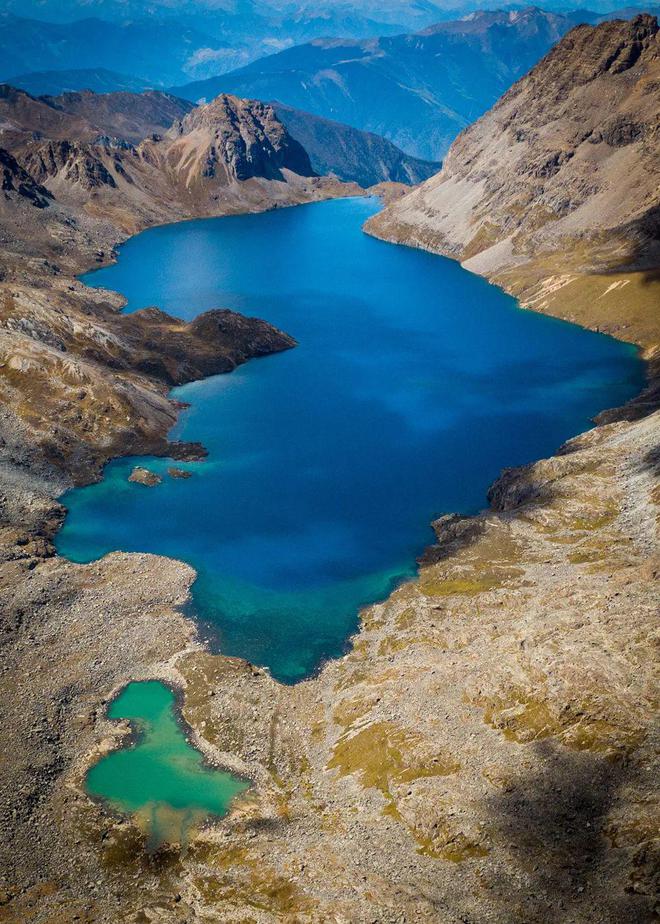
xmin=169 ymin=93 xmax=278 ymax=137
xmin=164 ymin=93 xmax=315 ymax=183
xmin=520 ymin=12 xmax=658 ymax=90
xmin=421 ymin=6 xmax=571 ymax=36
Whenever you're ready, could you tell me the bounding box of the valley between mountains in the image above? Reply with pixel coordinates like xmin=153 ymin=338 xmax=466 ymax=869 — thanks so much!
xmin=0 ymin=14 xmax=658 ymax=924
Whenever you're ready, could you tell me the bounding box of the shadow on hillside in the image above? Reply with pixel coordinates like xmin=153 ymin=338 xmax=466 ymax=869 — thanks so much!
xmin=480 ymin=741 xmax=652 ymax=923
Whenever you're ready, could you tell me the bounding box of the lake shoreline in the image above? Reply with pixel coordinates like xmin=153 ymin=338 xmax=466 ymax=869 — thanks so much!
xmin=2 ymin=196 xmax=657 ymax=923
xmin=57 ymin=197 xmax=644 ymax=686
xmin=85 ymin=680 xmax=250 ymax=848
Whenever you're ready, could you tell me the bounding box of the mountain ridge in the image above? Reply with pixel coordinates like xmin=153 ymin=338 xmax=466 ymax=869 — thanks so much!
xmin=4 ymin=67 xmax=154 ymax=97
xmin=0 ymin=2 xmax=452 ymax=88
xmin=273 ymin=102 xmax=440 ymax=185
xmin=171 ymin=6 xmax=602 ymax=159
xmin=0 ymin=83 xmax=435 ymax=188
xmin=366 ymin=13 xmax=660 ymax=357
xmin=0 ymin=84 xmax=195 ymax=145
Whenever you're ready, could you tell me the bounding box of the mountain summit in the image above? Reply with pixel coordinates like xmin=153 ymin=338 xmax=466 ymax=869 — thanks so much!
xmin=1 ymin=89 xmax=341 ymax=232
xmin=166 ymin=94 xmax=315 ymax=184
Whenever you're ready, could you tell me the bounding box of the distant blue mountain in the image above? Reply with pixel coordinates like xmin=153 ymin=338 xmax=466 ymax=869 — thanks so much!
xmin=4 ymin=2 xmax=657 ymax=151
xmin=0 ymin=0 xmax=449 ymax=32
xmin=272 ymin=103 xmax=441 ymax=186
xmin=0 ymin=13 xmax=250 ymax=87
xmin=171 ymin=7 xmax=601 ymax=160
xmin=7 ymin=68 xmax=153 ymax=97
xmin=0 ymin=3 xmax=455 ymax=88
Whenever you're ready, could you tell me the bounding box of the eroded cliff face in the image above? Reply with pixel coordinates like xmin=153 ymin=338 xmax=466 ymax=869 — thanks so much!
xmin=0 ymin=146 xmax=52 ymax=208
xmin=165 ymin=94 xmax=316 ymax=185
xmin=1 ymin=23 xmax=659 ymax=924
xmin=366 ymin=15 xmax=660 ymax=360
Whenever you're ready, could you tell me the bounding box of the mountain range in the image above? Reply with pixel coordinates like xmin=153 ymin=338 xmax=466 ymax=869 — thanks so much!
xmin=0 ymin=2 xmax=455 ymax=88
xmin=171 ymin=7 xmax=603 ymax=160
xmin=6 ymin=5 xmax=657 ymax=93
xmin=5 ymin=6 xmax=658 ymax=163
xmin=0 ymin=0 xmax=453 ymax=30
xmin=0 ymin=83 xmax=437 ymax=188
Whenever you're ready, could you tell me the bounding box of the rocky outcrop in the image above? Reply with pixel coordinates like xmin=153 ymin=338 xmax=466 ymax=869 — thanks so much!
xmin=166 ymin=94 xmax=315 ymax=184
xmin=0 ymin=147 xmax=51 ymax=208
xmin=128 ymin=466 xmax=161 ymax=486
xmin=167 ymin=466 xmax=191 ymax=479
xmin=21 ymin=139 xmax=120 ymax=190
xmin=367 ymin=16 xmax=660 ymax=356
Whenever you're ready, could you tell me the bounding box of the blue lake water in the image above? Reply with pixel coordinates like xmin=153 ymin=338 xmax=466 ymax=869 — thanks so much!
xmin=57 ymin=197 xmax=643 ymax=683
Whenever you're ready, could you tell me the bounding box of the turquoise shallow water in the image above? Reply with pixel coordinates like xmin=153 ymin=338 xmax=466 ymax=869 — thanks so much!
xmin=86 ymin=680 xmax=247 ymax=846
xmin=57 ymin=197 xmax=643 ymax=683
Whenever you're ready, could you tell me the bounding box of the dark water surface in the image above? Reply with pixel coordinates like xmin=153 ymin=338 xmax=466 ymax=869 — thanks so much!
xmin=57 ymin=198 xmax=643 ymax=682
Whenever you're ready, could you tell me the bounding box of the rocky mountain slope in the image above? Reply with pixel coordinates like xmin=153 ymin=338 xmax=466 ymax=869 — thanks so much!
xmin=274 ymin=102 xmax=440 ymax=186
xmin=0 ymin=147 xmax=52 ymax=210
xmin=41 ymin=89 xmax=195 ymax=145
xmin=1 ymin=84 xmax=93 ymax=143
xmin=0 ymin=84 xmax=194 ymax=145
xmin=173 ymin=7 xmax=599 ymax=160
xmin=367 ymin=14 xmax=660 ymax=360
xmin=0 ymin=90 xmax=356 ymax=483
xmin=2 ymin=90 xmax=354 ymax=237
xmin=0 ymin=83 xmax=433 ymax=191
xmin=0 ymin=278 xmax=296 ymax=482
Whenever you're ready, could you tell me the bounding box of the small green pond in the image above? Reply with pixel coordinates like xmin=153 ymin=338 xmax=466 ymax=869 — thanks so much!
xmin=86 ymin=680 xmax=248 ymax=847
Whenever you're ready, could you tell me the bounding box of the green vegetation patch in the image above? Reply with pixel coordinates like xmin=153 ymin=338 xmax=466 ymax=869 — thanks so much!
xmin=327 ymin=721 xmax=460 ymax=803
